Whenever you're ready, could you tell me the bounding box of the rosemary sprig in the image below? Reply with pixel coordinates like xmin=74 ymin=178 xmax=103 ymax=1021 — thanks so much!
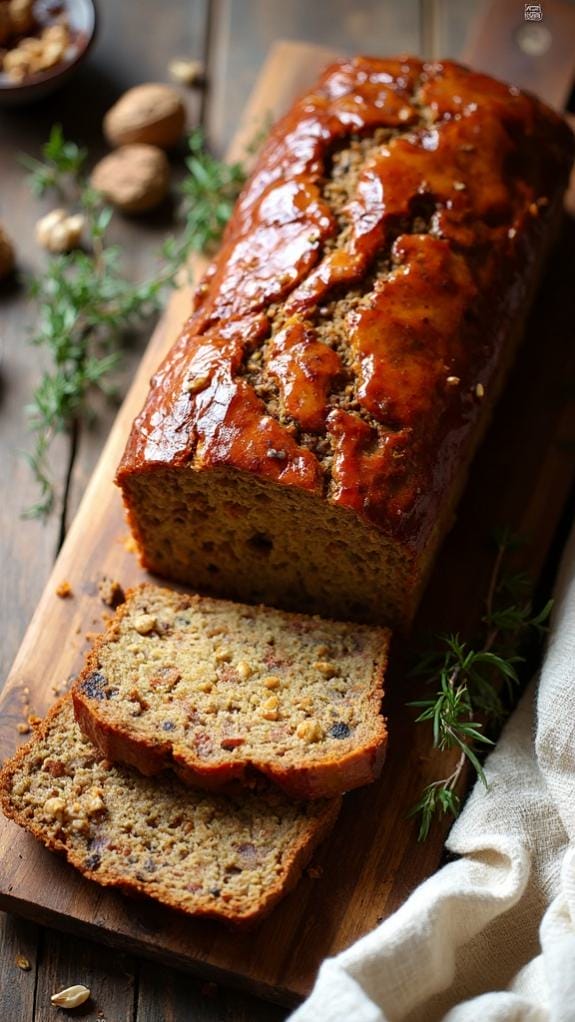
xmin=21 ymin=125 xmax=249 ymax=517
xmin=410 ymin=529 xmax=552 ymax=841
xmin=164 ymin=127 xmax=246 ymax=269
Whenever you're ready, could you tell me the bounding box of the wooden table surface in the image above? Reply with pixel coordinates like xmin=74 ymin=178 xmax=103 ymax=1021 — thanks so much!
xmin=1 ymin=1 xmax=574 ymax=1019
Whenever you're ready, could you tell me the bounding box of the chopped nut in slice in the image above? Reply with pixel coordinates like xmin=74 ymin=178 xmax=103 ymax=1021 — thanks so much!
xmin=44 ymin=796 xmax=66 ymax=819
xmin=215 ymin=648 xmax=232 ymax=663
xmin=51 ymin=984 xmax=91 ymax=1009
xmin=313 ymin=661 xmax=338 ymax=678
xmin=260 ymin=694 xmax=279 ymax=721
xmin=263 ymin=675 xmax=280 ymax=689
xmin=133 ymin=613 xmax=157 ymax=635
xmin=236 ymin=660 xmax=252 ymax=681
xmin=296 ymin=720 xmax=323 ymax=742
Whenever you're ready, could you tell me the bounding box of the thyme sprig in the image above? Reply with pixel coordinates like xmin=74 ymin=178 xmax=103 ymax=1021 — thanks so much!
xmin=410 ymin=528 xmax=552 ymax=841
xmin=179 ymin=127 xmax=246 ymax=255
xmin=20 ymin=123 xmax=87 ymax=198
xmin=21 ymin=126 xmax=248 ymax=518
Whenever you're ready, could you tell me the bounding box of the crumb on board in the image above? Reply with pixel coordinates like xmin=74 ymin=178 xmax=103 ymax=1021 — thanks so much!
xmin=17 ymin=723 xmax=30 ymax=735
xmin=15 ymin=955 xmax=31 ymax=971
xmin=121 ymin=534 xmax=138 ymax=554
xmin=98 ymin=577 xmax=125 ymax=608
xmin=200 ymin=982 xmax=218 ymax=999
xmin=306 ymin=865 xmax=324 ymax=880
xmin=55 ymin=581 xmax=73 ymax=599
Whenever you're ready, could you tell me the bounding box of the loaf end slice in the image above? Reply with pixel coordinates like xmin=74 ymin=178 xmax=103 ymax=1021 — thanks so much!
xmin=72 ymin=584 xmax=389 ymax=799
xmin=0 ymin=698 xmax=340 ymax=927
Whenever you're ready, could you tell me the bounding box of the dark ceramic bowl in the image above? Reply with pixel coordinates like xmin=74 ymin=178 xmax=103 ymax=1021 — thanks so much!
xmin=0 ymin=0 xmax=97 ymax=106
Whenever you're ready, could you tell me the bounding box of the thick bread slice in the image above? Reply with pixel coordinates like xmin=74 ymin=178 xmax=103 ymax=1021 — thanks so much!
xmin=0 ymin=698 xmax=340 ymax=927
xmin=72 ymin=584 xmax=389 ymax=799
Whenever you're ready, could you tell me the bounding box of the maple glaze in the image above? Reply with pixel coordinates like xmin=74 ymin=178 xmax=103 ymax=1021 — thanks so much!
xmin=118 ymin=57 xmax=573 ymax=551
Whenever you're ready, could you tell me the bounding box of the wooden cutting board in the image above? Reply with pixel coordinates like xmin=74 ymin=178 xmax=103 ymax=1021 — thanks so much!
xmin=0 ymin=40 xmax=574 ymax=1009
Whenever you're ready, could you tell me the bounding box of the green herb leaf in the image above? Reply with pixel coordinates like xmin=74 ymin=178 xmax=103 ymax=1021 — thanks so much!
xmin=409 ymin=529 xmax=551 ymax=840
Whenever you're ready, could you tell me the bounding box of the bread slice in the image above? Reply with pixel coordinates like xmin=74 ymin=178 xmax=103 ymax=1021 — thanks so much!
xmin=0 ymin=698 xmax=340 ymax=927
xmin=72 ymin=584 xmax=389 ymax=799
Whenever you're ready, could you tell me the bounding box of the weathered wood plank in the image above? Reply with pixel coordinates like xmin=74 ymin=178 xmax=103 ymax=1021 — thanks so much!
xmin=137 ymin=966 xmax=287 ymax=1022
xmin=33 ymin=929 xmax=135 ymax=1022
xmin=0 ymin=915 xmax=38 ymax=1020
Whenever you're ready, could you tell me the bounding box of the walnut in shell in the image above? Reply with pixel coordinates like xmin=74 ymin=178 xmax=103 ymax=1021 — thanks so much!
xmin=103 ymin=83 xmax=186 ymax=149
xmin=90 ymin=144 xmax=170 ymax=213
xmin=0 ymin=226 xmax=15 ymax=279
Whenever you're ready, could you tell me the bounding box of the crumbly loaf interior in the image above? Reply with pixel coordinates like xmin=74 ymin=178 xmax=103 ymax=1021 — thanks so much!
xmin=75 ymin=586 xmax=388 ymax=794
xmin=1 ymin=700 xmax=338 ymax=924
xmin=124 ymin=467 xmax=415 ymax=626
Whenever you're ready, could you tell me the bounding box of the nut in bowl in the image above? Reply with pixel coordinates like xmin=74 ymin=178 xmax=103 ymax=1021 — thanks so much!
xmin=0 ymin=0 xmax=96 ymax=105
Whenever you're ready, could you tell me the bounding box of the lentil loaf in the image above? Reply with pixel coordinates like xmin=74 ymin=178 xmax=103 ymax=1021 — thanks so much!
xmin=0 ymin=698 xmax=339 ymax=926
xmin=72 ymin=584 xmax=389 ymax=799
xmin=117 ymin=57 xmax=574 ymax=626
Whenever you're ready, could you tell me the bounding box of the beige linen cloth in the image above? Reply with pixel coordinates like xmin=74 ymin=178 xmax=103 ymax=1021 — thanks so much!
xmin=291 ymin=522 xmax=575 ymax=1022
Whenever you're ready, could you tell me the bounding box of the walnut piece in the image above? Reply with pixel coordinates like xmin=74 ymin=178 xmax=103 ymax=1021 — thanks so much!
xmin=168 ymin=58 xmax=204 ymax=87
xmin=2 ymin=18 xmax=70 ymax=81
xmin=296 ymin=720 xmax=324 ymax=742
xmin=133 ymin=613 xmax=157 ymax=635
xmin=50 ymin=985 xmax=91 ymax=1009
xmin=36 ymin=209 xmax=84 ymax=254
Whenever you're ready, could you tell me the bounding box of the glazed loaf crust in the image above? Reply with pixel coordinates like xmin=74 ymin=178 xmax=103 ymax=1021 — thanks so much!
xmin=118 ymin=57 xmax=574 ymax=626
